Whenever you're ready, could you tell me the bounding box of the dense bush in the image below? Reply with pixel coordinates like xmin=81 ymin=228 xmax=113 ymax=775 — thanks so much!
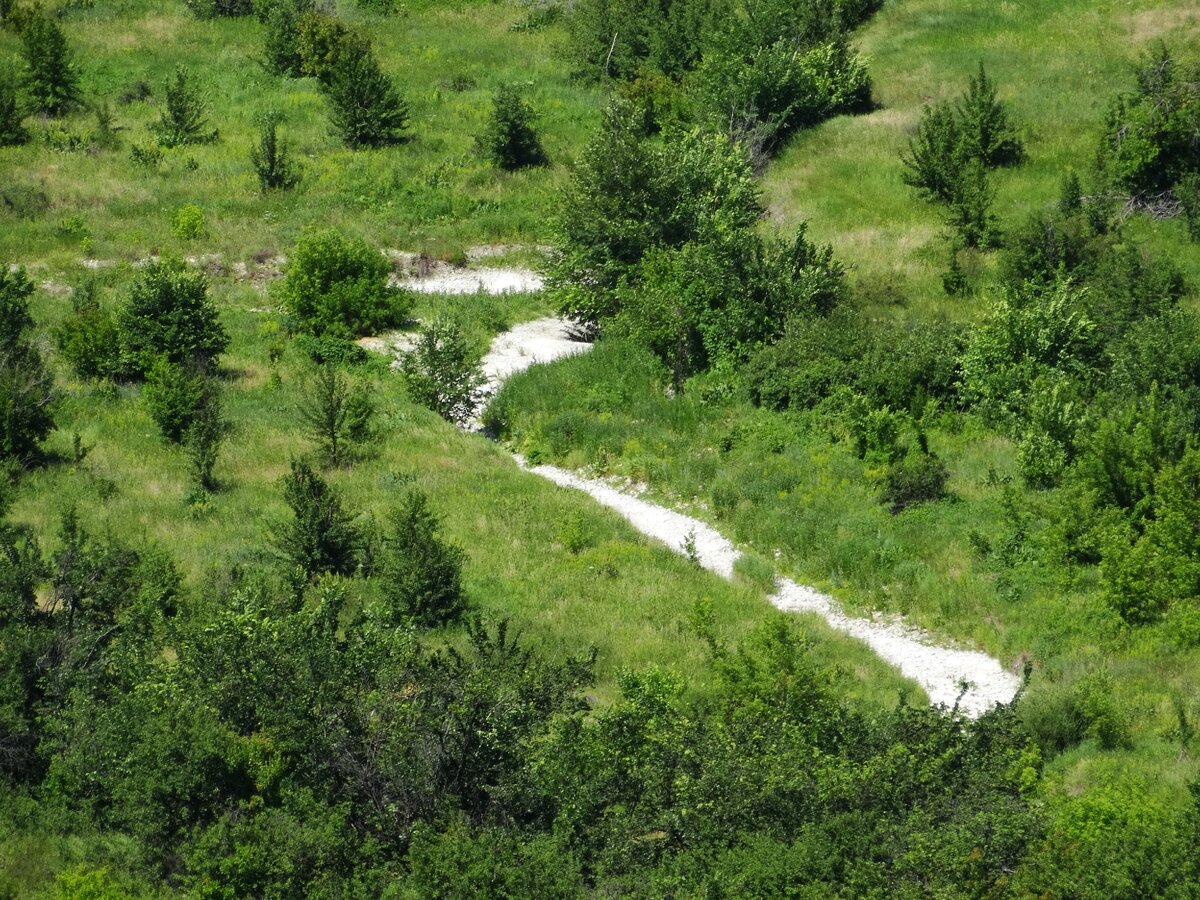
xmin=298 ymin=362 xmax=374 ymax=467
xmin=0 ymin=266 xmax=56 ymax=471
xmin=881 ymin=447 xmax=950 ymax=513
xmin=1097 ymin=44 xmax=1200 ymax=196
xmin=274 ymin=229 xmax=411 ymax=337
xmin=116 ymin=258 xmax=228 ymax=377
xmin=54 ymin=280 xmax=120 ymax=381
xmin=294 ymin=11 xmax=362 ymax=83
xmin=322 ymin=47 xmax=409 ymax=149
xmin=0 ymin=68 xmax=27 ymax=145
xmin=184 ymin=0 xmax=253 ymax=17
xmin=478 ymin=84 xmax=547 ymax=170
xmin=142 ymin=357 xmax=207 ymax=444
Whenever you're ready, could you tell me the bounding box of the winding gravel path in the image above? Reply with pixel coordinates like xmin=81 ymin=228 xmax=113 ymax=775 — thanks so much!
xmin=378 ymin=264 xmax=1021 ymax=716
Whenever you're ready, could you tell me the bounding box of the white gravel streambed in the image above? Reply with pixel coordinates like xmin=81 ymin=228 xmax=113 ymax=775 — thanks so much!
xmin=365 ymin=265 xmax=1021 ymax=716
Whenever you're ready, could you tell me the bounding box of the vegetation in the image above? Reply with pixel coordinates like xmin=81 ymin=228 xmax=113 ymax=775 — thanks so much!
xmin=3 ymin=0 xmax=1200 ymax=893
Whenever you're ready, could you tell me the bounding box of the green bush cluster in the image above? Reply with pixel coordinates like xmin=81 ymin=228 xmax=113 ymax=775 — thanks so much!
xmin=0 ymin=265 xmax=56 ymax=475
xmin=274 ymin=228 xmax=412 ymax=337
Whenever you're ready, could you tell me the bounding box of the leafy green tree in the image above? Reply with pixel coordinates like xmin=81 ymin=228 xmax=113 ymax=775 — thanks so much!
xmin=0 ymin=67 xmax=27 ymax=146
xmin=274 ymin=229 xmax=411 ymax=336
xmin=142 ymin=357 xmax=219 ymax=445
xmin=152 ymin=66 xmax=216 ymax=147
xmin=275 ymin=457 xmax=358 ymax=580
xmin=16 ymin=4 xmax=79 ymax=116
xmin=377 ymin=490 xmax=467 ymax=627
xmin=294 ymin=11 xmax=360 ymax=83
xmin=0 ymin=266 xmax=56 ymax=472
xmin=299 ymin=362 xmax=374 ymax=467
xmin=958 ymin=62 xmax=1023 ymax=165
xmin=478 ymin=84 xmax=547 ymax=170
xmin=401 ymin=318 xmax=486 ymax=425
xmin=117 ymin=258 xmax=228 ymax=377
xmin=262 ymin=2 xmax=305 ymax=76
xmin=322 ymin=48 xmax=408 ymax=149
xmin=250 ymin=115 xmax=299 ymax=191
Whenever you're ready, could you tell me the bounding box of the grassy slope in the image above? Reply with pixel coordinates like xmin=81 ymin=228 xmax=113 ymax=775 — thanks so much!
xmin=764 ymin=0 xmax=1200 ymax=311
xmin=0 ymin=0 xmax=601 ymax=268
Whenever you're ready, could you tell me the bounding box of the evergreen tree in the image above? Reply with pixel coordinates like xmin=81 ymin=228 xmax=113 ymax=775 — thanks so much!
xmin=17 ymin=4 xmax=80 ymax=116
xmin=275 ymin=457 xmax=358 ymax=580
xmin=378 ymin=490 xmax=466 ymax=627
xmin=185 ymin=387 xmax=224 ymax=495
xmin=0 ymin=266 xmax=56 ymax=473
xmin=250 ymin=116 xmax=299 ymax=191
xmin=152 ymin=66 xmax=215 ymax=147
xmin=0 ymin=68 xmax=27 ymax=146
xmin=298 ymin=363 xmax=373 ymax=467
xmin=958 ymin=62 xmax=1023 ymax=166
xmin=322 ymin=49 xmax=408 ymax=148
xmin=478 ymin=84 xmax=547 ymax=170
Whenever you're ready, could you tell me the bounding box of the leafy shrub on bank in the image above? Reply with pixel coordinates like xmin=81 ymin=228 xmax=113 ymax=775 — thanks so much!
xmin=274 ymin=229 xmax=411 ymax=337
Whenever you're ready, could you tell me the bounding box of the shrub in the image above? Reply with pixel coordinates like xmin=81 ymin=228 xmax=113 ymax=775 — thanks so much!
xmin=322 ymin=48 xmax=409 ymax=148
xmin=881 ymin=448 xmax=949 ymax=513
xmin=0 ymin=266 xmax=56 ymax=469
xmin=957 ymin=62 xmax=1023 ymax=166
xmin=172 ymin=204 xmax=206 ymax=241
xmin=117 ymin=258 xmax=228 ymax=377
xmin=262 ymin=2 xmax=305 ymax=76
xmin=377 ymin=489 xmax=467 ymax=627
xmin=295 ymin=11 xmax=360 ymax=83
xmin=152 ymin=67 xmax=216 ymax=148
xmin=274 ymin=229 xmax=411 ymax=337
xmin=54 ymin=279 xmax=121 ymax=381
xmin=401 ymin=318 xmax=486 ymax=425
xmin=17 ymin=4 xmax=80 ymax=116
xmin=184 ymin=0 xmax=253 ymax=17
xmin=142 ymin=357 xmax=208 ymax=444
xmin=185 ymin=388 xmax=224 ymax=494
xmin=1178 ymin=172 xmax=1200 ymax=242
xmin=275 ymin=457 xmax=358 ymax=580
xmin=0 ymin=67 xmax=27 ymax=146
xmin=478 ymin=84 xmax=547 ymax=170
xmin=250 ymin=117 xmax=299 ymax=191
xmin=1097 ymin=44 xmax=1200 ymax=195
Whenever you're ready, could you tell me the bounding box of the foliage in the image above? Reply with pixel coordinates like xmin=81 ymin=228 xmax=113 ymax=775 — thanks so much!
xmin=274 ymin=229 xmax=411 ymax=337
xmin=548 ymin=106 xmax=761 ymax=329
xmin=322 ymin=47 xmax=409 ymax=149
xmin=54 ymin=280 xmax=120 ymax=381
xmin=185 ymin=387 xmax=224 ymax=494
xmin=881 ymin=446 xmax=950 ymax=513
xmin=16 ymin=4 xmax=80 ymax=116
xmin=116 ymin=258 xmax=228 ymax=378
xmin=477 ymin=84 xmax=547 ymax=170
xmin=184 ymin=0 xmax=254 ymax=18
xmin=142 ymin=357 xmax=210 ymax=444
xmin=0 ymin=67 xmax=27 ymax=146
xmin=298 ymin=362 xmax=374 ymax=467
xmin=377 ymin=489 xmax=467 ymax=627
xmin=400 ymin=318 xmax=486 ymax=425
xmin=274 ymin=457 xmax=358 ymax=580
xmin=1179 ymin=172 xmax=1200 ymax=241
xmin=564 ymin=0 xmax=720 ymax=81
xmin=250 ymin=116 xmax=299 ymax=191
xmin=294 ymin=11 xmax=361 ymax=83
xmin=152 ymin=66 xmax=216 ymax=147
xmin=172 ymin=203 xmax=206 ymax=241
xmin=0 ymin=265 xmax=55 ymax=471
xmin=1097 ymin=43 xmax=1200 ymax=195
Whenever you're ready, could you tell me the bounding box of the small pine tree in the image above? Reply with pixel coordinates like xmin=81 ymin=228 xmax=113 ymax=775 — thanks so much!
xmin=957 ymin=62 xmax=1022 ymax=166
xmin=299 ymin=363 xmax=374 ymax=467
xmin=322 ymin=49 xmax=408 ymax=149
xmin=901 ymin=102 xmax=968 ymax=204
xmin=142 ymin=357 xmax=211 ymax=444
xmin=378 ymin=489 xmax=466 ymax=627
xmin=275 ymin=457 xmax=358 ymax=580
xmin=0 ymin=266 xmax=57 ymax=469
xmin=0 ymin=68 xmax=27 ymax=146
xmin=153 ymin=66 xmax=216 ymax=148
xmin=263 ymin=2 xmax=305 ymax=76
xmin=478 ymin=84 xmax=547 ymax=170
xmin=946 ymin=159 xmax=999 ymax=249
xmin=401 ymin=318 xmax=486 ymax=425
xmin=1058 ymin=170 xmax=1084 ymax=216
xmin=250 ymin=116 xmax=299 ymax=191
xmin=17 ymin=5 xmax=80 ymax=116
